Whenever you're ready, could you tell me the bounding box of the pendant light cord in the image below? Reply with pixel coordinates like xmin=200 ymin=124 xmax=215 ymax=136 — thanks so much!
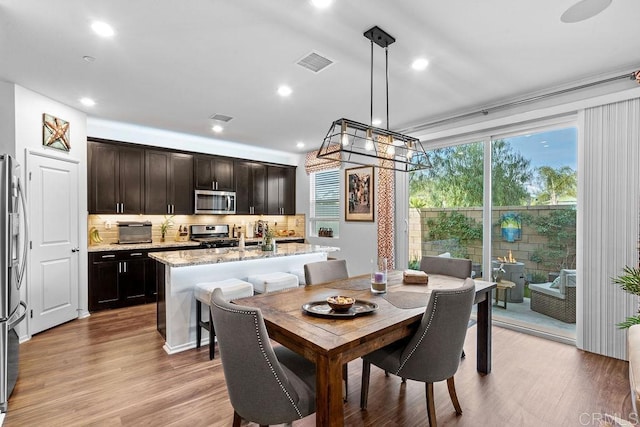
xmin=385 ymin=46 xmax=389 ymax=130
xmin=370 ymin=40 xmax=374 ymax=127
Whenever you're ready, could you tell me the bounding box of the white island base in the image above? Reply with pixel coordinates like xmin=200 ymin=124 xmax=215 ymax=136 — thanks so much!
xmin=151 ymin=245 xmax=334 ymax=354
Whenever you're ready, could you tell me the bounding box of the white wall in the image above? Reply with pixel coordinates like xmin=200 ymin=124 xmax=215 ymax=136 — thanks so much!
xmin=0 ymin=82 xmax=16 ymax=158
xmin=13 ymin=84 xmax=88 ymax=337
xmin=296 ymin=159 xmax=378 ymax=277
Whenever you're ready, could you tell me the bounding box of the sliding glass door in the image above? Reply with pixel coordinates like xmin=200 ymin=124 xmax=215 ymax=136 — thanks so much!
xmin=408 ymin=122 xmax=577 ymax=341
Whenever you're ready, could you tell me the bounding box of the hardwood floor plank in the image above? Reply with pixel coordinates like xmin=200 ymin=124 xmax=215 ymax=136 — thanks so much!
xmin=4 ymin=303 xmax=633 ymax=426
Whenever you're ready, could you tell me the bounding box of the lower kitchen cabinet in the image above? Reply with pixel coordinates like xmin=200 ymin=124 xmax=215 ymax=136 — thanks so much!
xmin=89 ymin=245 xmax=197 ymax=311
xmin=89 ymin=251 xmax=149 ymax=311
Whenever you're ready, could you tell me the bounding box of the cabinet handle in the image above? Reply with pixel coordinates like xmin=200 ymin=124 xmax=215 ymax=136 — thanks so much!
xmin=116 ymin=203 xmax=119 ymax=213
xmin=123 ymin=261 xmax=127 ymax=273
xmin=118 ymin=261 xmax=122 ymax=273
xmin=122 ymin=203 xmax=125 ymax=213
xmin=212 ymin=181 xmax=215 ymax=190
xmin=130 ymin=253 xmax=143 ymax=257
xmin=172 ymin=204 xmax=175 ymax=214
xmin=101 ymin=254 xmax=116 ymax=259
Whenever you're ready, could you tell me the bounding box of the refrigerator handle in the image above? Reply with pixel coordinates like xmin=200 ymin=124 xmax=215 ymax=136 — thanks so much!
xmin=8 ymin=301 xmax=27 ymax=330
xmin=17 ymin=177 xmax=29 ymax=290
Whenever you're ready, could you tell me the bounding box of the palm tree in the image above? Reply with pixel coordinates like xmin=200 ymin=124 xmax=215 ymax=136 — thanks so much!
xmin=535 ymin=166 xmax=576 ymax=205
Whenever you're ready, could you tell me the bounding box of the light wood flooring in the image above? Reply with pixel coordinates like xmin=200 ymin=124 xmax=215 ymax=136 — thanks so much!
xmin=4 ymin=303 xmax=633 ymax=426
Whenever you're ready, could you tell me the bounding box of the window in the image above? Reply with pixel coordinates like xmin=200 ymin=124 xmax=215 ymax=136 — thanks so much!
xmin=310 ymin=168 xmax=340 ymax=237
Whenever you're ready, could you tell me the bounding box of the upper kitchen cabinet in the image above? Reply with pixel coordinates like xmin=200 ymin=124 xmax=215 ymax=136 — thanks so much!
xmin=266 ymin=166 xmax=296 ymax=215
xmin=234 ymin=160 xmax=266 ymax=215
xmin=194 ymin=155 xmax=234 ymax=191
xmin=88 ymin=140 xmax=144 ymax=214
xmin=145 ymin=150 xmax=194 ymax=215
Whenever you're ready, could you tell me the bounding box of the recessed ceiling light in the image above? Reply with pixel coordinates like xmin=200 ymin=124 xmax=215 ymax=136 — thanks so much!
xmin=277 ymin=85 xmax=292 ymax=97
xmin=80 ymin=97 xmax=96 ymax=107
xmin=91 ymin=21 xmax=115 ymax=37
xmin=372 ymin=118 xmax=382 ymax=126
xmin=411 ymin=58 xmax=429 ymax=71
xmin=296 ymin=142 xmax=305 ymax=149
xmin=311 ymin=0 xmax=333 ymax=9
xmin=212 ymin=125 xmax=223 ymax=133
xmin=561 ymin=0 xmax=612 ymax=23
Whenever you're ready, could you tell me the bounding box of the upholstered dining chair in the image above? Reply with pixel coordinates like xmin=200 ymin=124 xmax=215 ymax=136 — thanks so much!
xmin=210 ymin=288 xmax=316 ymax=426
xmin=303 ymin=259 xmax=349 ymax=286
xmin=420 ymin=255 xmax=472 ymax=279
xmin=303 ymin=259 xmax=351 ymax=401
xmin=360 ymin=278 xmax=476 ymax=427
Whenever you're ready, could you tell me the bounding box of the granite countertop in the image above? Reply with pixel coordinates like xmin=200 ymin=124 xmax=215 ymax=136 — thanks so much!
xmin=88 ymin=240 xmax=202 ymax=252
xmin=87 ymin=235 xmax=306 ymax=253
xmin=148 ymin=243 xmax=339 ymax=268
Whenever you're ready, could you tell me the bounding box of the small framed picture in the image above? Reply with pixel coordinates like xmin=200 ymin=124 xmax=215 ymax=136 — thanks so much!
xmin=42 ymin=113 xmax=71 ymax=151
xmin=345 ymin=166 xmax=374 ymax=222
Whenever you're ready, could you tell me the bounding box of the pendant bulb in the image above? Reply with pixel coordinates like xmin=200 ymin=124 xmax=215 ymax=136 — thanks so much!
xmin=340 ymin=121 xmax=349 ymax=146
xmin=365 ymin=128 xmax=374 ymax=151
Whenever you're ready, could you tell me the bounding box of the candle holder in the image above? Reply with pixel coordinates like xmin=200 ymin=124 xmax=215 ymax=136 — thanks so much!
xmin=371 ymin=257 xmax=388 ymax=294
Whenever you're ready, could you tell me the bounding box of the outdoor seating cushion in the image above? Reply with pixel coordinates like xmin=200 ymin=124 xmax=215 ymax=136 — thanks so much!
xmin=529 ymin=282 xmax=566 ymax=299
xmin=529 ymin=269 xmax=576 ymax=299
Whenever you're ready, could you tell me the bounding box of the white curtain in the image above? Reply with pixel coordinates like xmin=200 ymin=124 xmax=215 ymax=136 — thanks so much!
xmin=579 ymin=97 xmax=640 ymax=359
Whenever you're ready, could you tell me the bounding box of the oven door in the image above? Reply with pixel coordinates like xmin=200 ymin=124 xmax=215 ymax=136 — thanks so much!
xmin=194 ymin=190 xmax=236 ymax=214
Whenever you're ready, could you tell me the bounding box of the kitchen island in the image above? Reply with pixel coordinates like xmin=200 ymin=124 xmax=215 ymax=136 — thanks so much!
xmin=149 ymin=243 xmax=339 ymax=354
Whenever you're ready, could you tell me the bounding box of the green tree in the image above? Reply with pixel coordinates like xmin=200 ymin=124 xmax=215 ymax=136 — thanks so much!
xmin=534 ymin=166 xmax=576 ymax=205
xmin=410 ymin=140 xmax=533 ymax=207
xmin=528 ymin=208 xmax=577 ymax=270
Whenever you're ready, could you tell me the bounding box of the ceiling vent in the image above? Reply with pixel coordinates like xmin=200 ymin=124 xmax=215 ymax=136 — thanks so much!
xmin=296 ymin=52 xmax=334 ymax=73
xmin=209 ymin=114 xmax=233 ymax=122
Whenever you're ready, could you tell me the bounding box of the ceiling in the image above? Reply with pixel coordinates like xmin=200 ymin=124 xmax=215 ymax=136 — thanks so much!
xmin=1 ymin=0 xmax=639 ymax=154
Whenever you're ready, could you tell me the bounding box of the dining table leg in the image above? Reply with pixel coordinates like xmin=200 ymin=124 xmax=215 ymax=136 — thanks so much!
xmin=476 ymin=288 xmax=492 ymax=374
xmin=315 ymin=354 xmax=345 ymax=426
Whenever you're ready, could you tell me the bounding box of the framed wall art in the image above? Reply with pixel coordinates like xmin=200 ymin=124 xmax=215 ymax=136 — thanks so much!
xmin=345 ymin=165 xmax=374 ymax=222
xmin=42 ymin=113 xmax=71 ymax=151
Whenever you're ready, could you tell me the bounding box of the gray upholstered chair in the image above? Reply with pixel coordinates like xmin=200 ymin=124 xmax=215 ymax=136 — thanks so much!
xmin=360 ymin=278 xmax=476 ymax=427
xmin=420 ymin=255 xmax=472 ymax=279
xmin=303 ymin=259 xmax=351 ymax=401
xmin=303 ymin=259 xmax=349 ymax=286
xmin=210 ymin=288 xmax=316 ymax=426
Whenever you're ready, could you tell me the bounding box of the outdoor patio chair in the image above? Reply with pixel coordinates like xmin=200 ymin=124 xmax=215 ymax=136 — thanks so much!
xmin=529 ymin=269 xmax=576 ymax=323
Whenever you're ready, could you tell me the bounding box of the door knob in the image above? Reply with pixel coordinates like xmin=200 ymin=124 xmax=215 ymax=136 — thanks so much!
xmin=71 ymin=247 xmax=80 ymax=253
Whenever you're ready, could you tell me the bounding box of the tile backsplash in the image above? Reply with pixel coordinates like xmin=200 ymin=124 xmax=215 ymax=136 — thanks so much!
xmin=88 ymin=214 xmax=306 ymax=245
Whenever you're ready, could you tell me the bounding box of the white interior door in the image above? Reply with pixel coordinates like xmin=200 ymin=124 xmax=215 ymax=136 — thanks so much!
xmin=27 ymin=151 xmax=79 ymax=335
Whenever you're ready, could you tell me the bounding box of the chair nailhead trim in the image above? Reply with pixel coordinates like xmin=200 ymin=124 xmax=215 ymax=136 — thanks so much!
xmin=212 ymin=300 xmax=304 ymax=419
xmin=396 ymin=287 xmax=471 ymax=375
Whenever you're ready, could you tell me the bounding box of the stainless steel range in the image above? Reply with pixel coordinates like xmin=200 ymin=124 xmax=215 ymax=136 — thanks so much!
xmin=190 ymin=224 xmax=239 ymax=248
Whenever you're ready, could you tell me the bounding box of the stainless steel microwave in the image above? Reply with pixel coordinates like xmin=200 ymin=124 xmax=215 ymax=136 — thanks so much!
xmin=194 ymin=190 xmax=236 ymax=214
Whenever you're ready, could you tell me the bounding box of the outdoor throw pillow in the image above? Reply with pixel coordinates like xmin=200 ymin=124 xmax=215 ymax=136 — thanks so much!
xmin=550 ymin=276 xmax=562 ymax=289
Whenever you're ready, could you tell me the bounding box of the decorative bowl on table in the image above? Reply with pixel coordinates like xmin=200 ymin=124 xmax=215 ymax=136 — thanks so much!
xmin=326 ymin=296 xmax=355 ymax=312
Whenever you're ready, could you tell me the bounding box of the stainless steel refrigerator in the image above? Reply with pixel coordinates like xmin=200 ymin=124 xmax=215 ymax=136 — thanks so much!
xmin=0 ymin=155 xmax=27 ymax=413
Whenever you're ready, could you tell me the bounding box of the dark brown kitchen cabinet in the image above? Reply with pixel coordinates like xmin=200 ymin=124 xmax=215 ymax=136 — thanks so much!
xmin=234 ymin=160 xmax=266 ymax=214
xmin=194 ymin=155 xmax=234 ymax=191
xmin=266 ymin=166 xmax=296 ymax=215
xmin=88 ymin=251 xmax=148 ymax=311
xmin=145 ymin=150 xmax=193 ymax=215
xmin=88 ymin=141 xmax=144 ymax=214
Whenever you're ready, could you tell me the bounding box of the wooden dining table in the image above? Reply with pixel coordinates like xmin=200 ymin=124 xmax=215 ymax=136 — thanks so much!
xmin=235 ymin=270 xmax=496 ymax=427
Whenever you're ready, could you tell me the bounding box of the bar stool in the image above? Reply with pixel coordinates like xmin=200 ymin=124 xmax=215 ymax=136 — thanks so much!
xmin=247 ymin=272 xmax=299 ymax=293
xmin=289 ymin=268 xmax=306 ymax=286
xmin=194 ymin=278 xmax=254 ymax=360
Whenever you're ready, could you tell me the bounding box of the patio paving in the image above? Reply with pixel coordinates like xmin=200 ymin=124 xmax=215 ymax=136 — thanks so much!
xmin=471 ymin=296 xmax=576 ymax=344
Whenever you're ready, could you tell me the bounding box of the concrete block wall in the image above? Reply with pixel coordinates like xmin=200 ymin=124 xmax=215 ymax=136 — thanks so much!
xmin=408 ymin=205 xmax=576 ymax=279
